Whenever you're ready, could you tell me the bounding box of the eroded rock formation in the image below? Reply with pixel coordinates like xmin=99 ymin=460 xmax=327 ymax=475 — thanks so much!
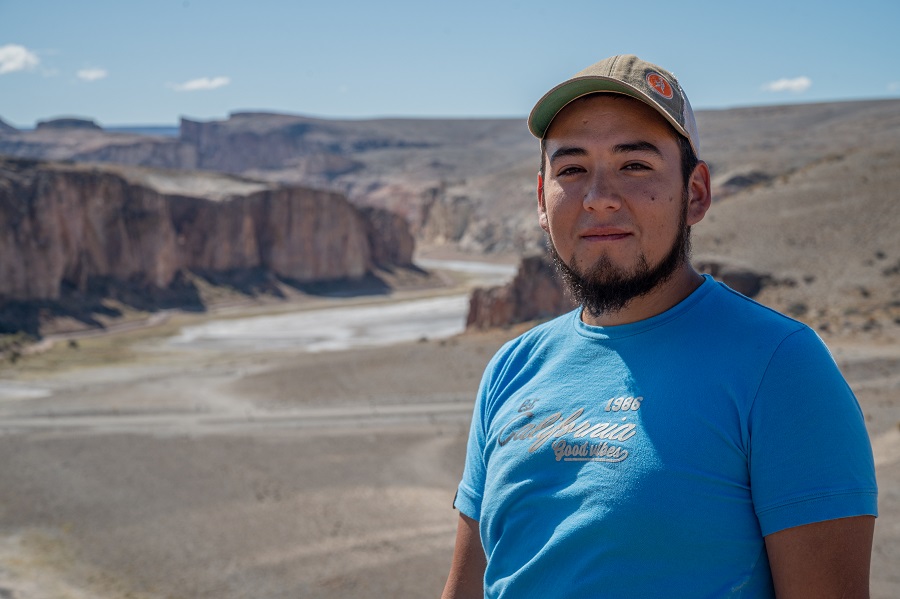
xmin=466 ymin=253 xmax=576 ymax=330
xmin=0 ymin=157 xmax=412 ymax=304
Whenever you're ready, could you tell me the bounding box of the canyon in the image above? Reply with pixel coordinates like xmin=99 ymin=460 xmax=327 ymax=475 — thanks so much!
xmin=0 ymin=157 xmax=413 ymax=335
xmin=1 ymin=98 xmax=899 ymax=339
xmin=1 ymin=102 xmax=899 ymax=599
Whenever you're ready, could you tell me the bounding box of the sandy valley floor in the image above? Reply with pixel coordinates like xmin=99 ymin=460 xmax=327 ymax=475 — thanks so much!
xmin=0 ymin=278 xmax=898 ymax=598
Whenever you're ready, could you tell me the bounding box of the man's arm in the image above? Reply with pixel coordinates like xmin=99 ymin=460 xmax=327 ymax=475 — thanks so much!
xmin=442 ymin=513 xmax=486 ymax=599
xmin=765 ymin=515 xmax=875 ymax=599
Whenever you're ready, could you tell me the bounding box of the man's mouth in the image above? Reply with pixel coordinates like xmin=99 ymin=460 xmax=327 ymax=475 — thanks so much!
xmin=580 ymin=228 xmax=631 ymax=241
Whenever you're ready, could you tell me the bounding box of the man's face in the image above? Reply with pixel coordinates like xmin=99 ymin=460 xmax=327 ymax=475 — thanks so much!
xmin=537 ymin=94 xmax=706 ymax=317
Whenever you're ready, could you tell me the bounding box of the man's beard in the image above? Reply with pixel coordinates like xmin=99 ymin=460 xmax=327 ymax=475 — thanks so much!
xmin=548 ymin=195 xmax=691 ymax=320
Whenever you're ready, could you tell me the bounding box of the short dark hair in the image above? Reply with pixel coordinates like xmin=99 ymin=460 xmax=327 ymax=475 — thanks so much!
xmin=538 ymin=96 xmax=700 ymax=191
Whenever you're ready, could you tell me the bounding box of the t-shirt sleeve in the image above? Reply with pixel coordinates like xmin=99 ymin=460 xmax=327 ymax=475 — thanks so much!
xmin=454 ymin=353 xmax=498 ymax=521
xmin=749 ymin=327 xmax=878 ymax=536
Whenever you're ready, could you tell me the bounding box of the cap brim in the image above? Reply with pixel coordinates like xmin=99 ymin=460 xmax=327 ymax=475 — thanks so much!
xmin=527 ymin=76 xmax=685 ymax=141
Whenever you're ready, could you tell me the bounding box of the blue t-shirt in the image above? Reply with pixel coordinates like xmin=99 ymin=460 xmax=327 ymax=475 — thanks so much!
xmin=455 ymin=275 xmax=877 ymax=598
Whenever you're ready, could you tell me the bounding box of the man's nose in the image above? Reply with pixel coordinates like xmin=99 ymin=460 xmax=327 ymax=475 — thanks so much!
xmin=583 ymin=171 xmax=622 ymax=211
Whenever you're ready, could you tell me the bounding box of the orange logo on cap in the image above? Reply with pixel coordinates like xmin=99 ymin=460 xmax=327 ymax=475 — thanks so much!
xmin=646 ymin=72 xmax=674 ymax=99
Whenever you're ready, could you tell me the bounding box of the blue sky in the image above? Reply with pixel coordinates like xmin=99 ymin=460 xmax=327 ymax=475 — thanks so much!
xmin=1 ymin=0 xmax=898 ymax=127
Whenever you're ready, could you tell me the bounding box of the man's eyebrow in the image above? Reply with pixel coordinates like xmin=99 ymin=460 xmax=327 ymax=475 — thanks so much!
xmin=548 ymin=142 xmax=664 ymax=163
xmin=613 ymin=141 xmax=663 ymax=156
xmin=548 ymin=146 xmax=588 ymax=163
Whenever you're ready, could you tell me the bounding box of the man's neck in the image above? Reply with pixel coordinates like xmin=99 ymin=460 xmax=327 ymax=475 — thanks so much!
xmin=580 ymin=265 xmax=705 ymax=327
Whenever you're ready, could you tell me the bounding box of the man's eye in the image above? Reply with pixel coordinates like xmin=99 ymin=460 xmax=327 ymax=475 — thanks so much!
xmin=557 ymin=166 xmax=584 ymax=176
xmin=623 ymin=163 xmax=650 ymax=171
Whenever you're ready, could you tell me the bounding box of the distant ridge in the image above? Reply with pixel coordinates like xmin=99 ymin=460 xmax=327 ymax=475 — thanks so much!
xmin=105 ymin=125 xmax=180 ymax=137
xmin=0 ymin=117 xmax=16 ymax=134
xmin=36 ymin=117 xmax=102 ymax=131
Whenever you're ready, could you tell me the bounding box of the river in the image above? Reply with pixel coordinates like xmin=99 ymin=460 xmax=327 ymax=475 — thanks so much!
xmin=167 ymin=259 xmax=516 ymax=353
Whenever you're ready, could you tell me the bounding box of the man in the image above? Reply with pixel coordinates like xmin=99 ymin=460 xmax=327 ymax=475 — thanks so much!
xmin=442 ymin=55 xmax=878 ymax=598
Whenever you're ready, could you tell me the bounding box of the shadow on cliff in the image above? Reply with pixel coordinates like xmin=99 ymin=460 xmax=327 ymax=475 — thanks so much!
xmin=0 ymin=273 xmax=207 ymax=338
xmin=276 ymin=272 xmax=392 ymax=298
xmin=194 ymin=267 xmax=393 ymax=298
xmin=0 ymin=269 xmax=396 ymax=338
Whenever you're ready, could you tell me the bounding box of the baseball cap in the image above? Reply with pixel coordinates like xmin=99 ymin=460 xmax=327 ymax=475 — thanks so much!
xmin=527 ymin=54 xmax=700 ymax=156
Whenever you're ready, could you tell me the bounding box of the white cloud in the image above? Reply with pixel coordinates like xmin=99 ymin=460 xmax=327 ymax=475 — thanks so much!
xmin=0 ymin=44 xmax=40 ymax=75
xmin=762 ymin=76 xmax=812 ymax=93
xmin=77 ymin=68 xmax=108 ymax=82
xmin=170 ymin=76 xmax=230 ymax=91
xmin=888 ymin=82 xmax=900 ymax=92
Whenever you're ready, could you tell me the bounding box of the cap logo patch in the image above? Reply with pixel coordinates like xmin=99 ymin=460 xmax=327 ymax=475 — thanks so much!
xmin=646 ymin=72 xmax=674 ymax=99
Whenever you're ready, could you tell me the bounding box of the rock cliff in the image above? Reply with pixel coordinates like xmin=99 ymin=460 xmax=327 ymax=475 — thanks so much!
xmin=0 ymin=157 xmax=412 ymax=308
xmin=466 ymin=253 xmax=576 ymax=330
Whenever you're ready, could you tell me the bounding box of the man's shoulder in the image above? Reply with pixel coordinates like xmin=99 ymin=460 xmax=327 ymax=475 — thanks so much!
xmin=702 ymin=278 xmax=811 ymax=338
xmin=485 ymin=308 xmax=580 ymax=367
xmin=507 ymin=307 xmax=579 ymax=346
xmin=664 ymin=277 xmax=832 ymax=367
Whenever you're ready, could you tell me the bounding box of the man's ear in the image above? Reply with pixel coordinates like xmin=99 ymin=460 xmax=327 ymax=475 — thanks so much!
xmin=537 ymin=173 xmax=549 ymax=232
xmin=686 ymin=161 xmax=712 ymax=226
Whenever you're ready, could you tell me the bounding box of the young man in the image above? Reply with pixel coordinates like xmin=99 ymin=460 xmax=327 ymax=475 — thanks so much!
xmin=443 ymin=55 xmax=878 ymax=598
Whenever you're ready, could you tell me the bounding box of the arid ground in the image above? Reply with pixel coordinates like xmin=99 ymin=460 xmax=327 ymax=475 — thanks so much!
xmin=0 ymin=259 xmax=898 ymax=599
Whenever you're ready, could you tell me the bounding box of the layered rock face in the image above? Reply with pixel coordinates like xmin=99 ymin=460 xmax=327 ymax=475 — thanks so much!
xmin=466 ymin=253 xmax=576 ymax=330
xmin=0 ymin=157 xmax=411 ymax=303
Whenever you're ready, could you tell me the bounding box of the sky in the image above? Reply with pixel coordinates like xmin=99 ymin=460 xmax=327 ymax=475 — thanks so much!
xmin=1 ymin=0 xmax=899 ymax=127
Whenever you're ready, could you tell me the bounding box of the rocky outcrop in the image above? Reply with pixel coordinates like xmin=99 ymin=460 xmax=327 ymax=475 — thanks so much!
xmin=466 ymin=253 xmax=576 ymax=329
xmin=0 ymin=157 xmax=413 ymax=304
xmin=466 ymin=255 xmax=776 ymax=331
xmin=359 ymin=206 xmax=415 ymax=267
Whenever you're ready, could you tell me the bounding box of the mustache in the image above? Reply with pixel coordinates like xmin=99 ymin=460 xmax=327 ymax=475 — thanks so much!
xmin=547 ymin=195 xmax=691 ymax=319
